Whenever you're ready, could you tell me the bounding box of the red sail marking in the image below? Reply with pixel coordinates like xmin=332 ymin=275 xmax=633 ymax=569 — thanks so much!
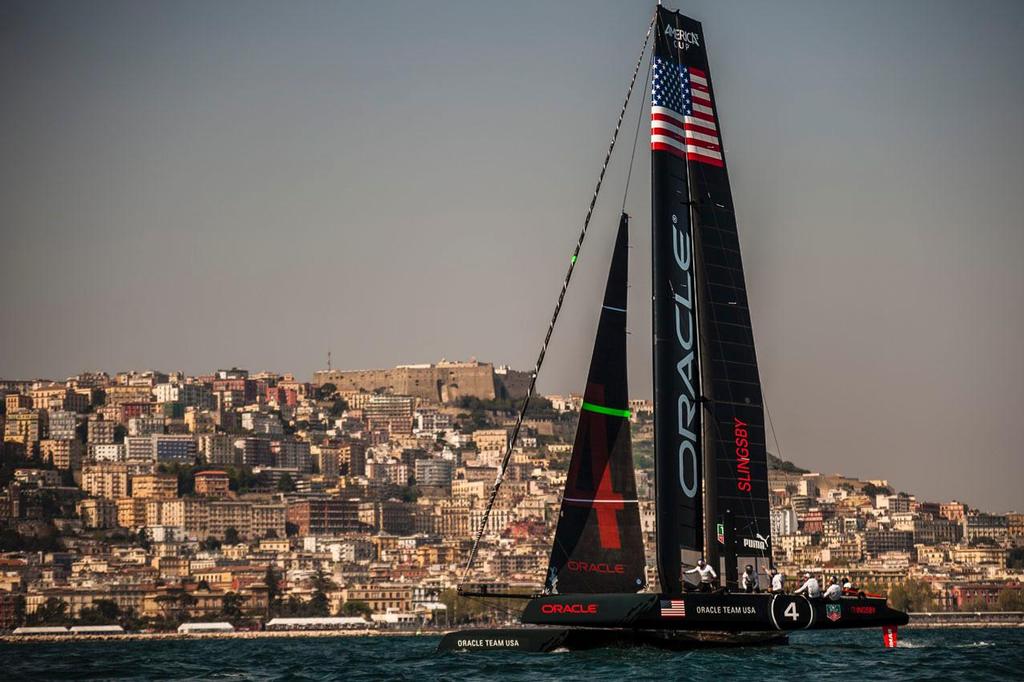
xmin=564 ymin=384 xmax=624 ymax=549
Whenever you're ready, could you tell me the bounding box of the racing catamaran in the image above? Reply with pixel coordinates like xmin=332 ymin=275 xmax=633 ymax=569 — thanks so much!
xmin=438 ymin=5 xmax=908 ymax=652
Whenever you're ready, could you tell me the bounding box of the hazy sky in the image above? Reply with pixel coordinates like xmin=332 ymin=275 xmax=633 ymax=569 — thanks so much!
xmin=2 ymin=1 xmax=1022 ymax=511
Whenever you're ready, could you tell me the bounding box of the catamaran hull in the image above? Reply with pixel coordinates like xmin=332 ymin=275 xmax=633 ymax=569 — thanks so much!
xmin=436 ymin=627 xmax=788 ymax=652
xmin=520 ymin=592 xmax=909 ymax=631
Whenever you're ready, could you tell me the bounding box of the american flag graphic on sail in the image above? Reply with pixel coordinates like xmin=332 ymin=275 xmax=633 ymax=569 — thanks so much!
xmin=651 ymin=57 xmax=723 ymax=167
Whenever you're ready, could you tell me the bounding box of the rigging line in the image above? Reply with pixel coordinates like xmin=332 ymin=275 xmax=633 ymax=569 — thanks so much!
xmin=762 ymin=383 xmax=785 ymax=465
xmin=621 ymin=49 xmax=654 ymax=213
xmin=459 ymin=10 xmax=658 ymax=590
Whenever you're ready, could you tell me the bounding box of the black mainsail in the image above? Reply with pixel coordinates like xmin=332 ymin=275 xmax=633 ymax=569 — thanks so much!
xmin=651 ymin=6 xmax=704 ymax=593
xmin=651 ymin=6 xmax=772 ymax=588
xmin=545 ymin=214 xmax=646 ymax=595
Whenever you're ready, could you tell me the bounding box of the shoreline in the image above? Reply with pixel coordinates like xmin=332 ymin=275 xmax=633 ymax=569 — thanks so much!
xmin=3 ymin=621 xmax=1022 ymax=644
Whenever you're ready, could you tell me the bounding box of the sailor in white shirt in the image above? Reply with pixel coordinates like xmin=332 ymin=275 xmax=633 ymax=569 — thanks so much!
xmin=765 ymin=567 xmax=785 ymax=594
xmin=684 ymin=559 xmax=718 ymax=592
xmin=823 ymin=577 xmax=844 ymax=601
xmin=794 ymin=573 xmax=821 ymax=598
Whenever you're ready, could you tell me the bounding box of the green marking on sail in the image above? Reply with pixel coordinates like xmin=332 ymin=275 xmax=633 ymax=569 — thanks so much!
xmin=581 ymin=401 xmax=631 ymax=419
xmin=571 ymin=255 xmax=577 ymax=264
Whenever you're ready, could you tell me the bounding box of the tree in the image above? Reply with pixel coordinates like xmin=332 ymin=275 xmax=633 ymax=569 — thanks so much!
xmin=135 ymin=527 xmax=152 ymax=550
xmin=328 ymin=398 xmax=348 ymax=418
xmin=155 ymin=590 xmax=196 ymax=626
xmin=223 ymin=527 xmax=241 ymax=545
xmin=12 ymin=595 xmax=26 ymax=629
xmin=200 ymin=536 xmax=222 ymax=552
xmin=30 ymin=597 xmax=68 ymax=625
xmin=862 ymin=483 xmax=893 ymax=498
xmin=276 ymin=474 xmax=296 ymax=493
xmin=888 ymin=580 xmax=934 ymax=612
xmin=264 ymin=565 xmax=282 ymax=616
xmin=318 ymin=383 xmax=337 ymax=400
xmin=996 ymin=588 xmax=1024 ymax=611
xmin=78 ymin=599 xmax=120 ymax=625
xmin=197 ymin=579 xmax=211 ymax=591
xmin=221 ymin=592 xmax=246 ymax=623
xmin=961 ymin=596 xmax=989 ymax=612
xmin=340 ymin=600 xmax=372 ymax=618
xmin=307 ymin=567 xmax=336 ymax=617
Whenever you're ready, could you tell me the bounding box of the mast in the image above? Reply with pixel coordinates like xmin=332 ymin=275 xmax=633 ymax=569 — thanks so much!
xmin=651 ymin=6 xmax=774 ymax=588
xmin=651 ymin=5 xmax=705 ymax=593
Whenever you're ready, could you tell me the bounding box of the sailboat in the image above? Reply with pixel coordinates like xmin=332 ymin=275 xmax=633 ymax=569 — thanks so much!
xmin=438 ymin=5 xmax=908 ymax=653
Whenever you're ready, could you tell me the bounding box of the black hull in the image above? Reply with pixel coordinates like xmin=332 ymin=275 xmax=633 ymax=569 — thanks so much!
xmin=436 ymin=627 xmax=788 ymax=653
xmin=520 ymin=592 xmax=909 ymax=631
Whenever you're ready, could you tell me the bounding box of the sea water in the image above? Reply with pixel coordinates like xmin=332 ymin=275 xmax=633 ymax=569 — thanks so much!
xmin=1 ymin=627 xmax=1021 ymax=680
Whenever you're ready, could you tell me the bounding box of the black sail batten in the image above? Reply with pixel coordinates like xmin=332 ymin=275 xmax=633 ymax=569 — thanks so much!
xmin=651 ymin=6 xmax=773 ymax=586
xmin=651 ymin=6 xmax=704 ymax=593
xmin=546 ymin=214 xmax=646 ymax=595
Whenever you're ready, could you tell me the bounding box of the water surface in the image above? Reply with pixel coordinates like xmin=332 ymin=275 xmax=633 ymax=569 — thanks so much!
xmin=2 ymin=627 xmax=1020 ymax=680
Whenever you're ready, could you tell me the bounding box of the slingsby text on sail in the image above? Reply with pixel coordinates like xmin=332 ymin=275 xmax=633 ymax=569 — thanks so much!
xmin=671 ymin=212 xmax=699 ymax=500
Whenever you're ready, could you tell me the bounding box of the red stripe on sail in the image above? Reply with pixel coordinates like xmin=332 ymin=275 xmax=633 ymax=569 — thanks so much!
xmin=687 ymin=152 xmax=723 ymax=167
xmin=652 ymin=142 xmax=689 ymax=159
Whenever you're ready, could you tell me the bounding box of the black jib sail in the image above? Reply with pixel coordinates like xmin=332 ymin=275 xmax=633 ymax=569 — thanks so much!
xmin=651 ymin=6 xmax=772 ymax=588
xmin=545 ymin=214 xmax=646 ymax=595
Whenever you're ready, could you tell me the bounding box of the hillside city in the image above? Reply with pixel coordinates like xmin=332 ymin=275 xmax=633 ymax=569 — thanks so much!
xmin=0 ymin=359 xmax=1021 ymax=632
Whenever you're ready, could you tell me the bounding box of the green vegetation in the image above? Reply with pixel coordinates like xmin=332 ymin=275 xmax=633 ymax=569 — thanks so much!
xmin=340 ymin=600 xmax=372 ymax=618
xmin=862 ymin=482 xmax=894 ymax=498
xmin=276 ymin=473 xmax=296 ymax=493
xmin=996 ymin=588 xmax=1024 ymax=611
xmin=886 ymin=579 xmax=934 ymax=612
xmin=157 ymin=462 xmax=263 ymax=495
xmin=221 ymin=592 xmax=246 ymax=623
xmin=767 ymin=452 xmax=809 ymax=474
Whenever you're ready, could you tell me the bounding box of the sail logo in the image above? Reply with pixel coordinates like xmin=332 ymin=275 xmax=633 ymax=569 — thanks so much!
xmin=733 ymin=417 xmax=752 ymax=493
xmin=742 ymin=537 xmax=767 ymax=551
xmin=665 ymin=25 xmax=701 ymax=51
xmin=671 ymin=213 xmax=700 ymax=500
xmin=540 ymin=602 xmax=599 ymax=615
xmin=567 ymin=560 xmax=625 ymax=575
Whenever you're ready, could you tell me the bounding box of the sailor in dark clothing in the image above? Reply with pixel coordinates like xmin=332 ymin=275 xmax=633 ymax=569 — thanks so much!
xmin=740 ymin=564 xmax=758 ymax=593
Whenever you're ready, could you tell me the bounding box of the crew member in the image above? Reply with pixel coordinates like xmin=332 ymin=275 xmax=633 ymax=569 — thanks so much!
xmin=685 ymin=559 xmax=718 ymax=592
xmin=823 ymin=577 xmax=843 ymax=601
xmin=794 ymin=572 xmax=821 ymax=598
xmin=765 ymin=566 xmax=785 ymax=594
xmin=740 ymin=564 xmax=757 ymax=593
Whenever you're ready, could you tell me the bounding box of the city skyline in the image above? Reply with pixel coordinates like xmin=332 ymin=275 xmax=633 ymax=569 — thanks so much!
xmin=2 ymin=3 xmax=1022 ymax=513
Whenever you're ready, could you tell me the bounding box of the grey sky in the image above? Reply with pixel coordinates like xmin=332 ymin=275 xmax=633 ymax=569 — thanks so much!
xmin=1 ymin=1 xmax=1022 ymax=511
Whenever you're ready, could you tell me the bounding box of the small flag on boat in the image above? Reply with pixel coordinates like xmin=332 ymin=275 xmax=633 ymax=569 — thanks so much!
xmin=660 ymin=599 xmax=686 ymax=618
xmin=651 ymin=57 xmax=723 ymax=167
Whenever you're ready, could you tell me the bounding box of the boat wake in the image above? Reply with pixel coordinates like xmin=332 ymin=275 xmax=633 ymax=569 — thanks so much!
xmin=897 ymin=639 xmax=995 ymax=649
